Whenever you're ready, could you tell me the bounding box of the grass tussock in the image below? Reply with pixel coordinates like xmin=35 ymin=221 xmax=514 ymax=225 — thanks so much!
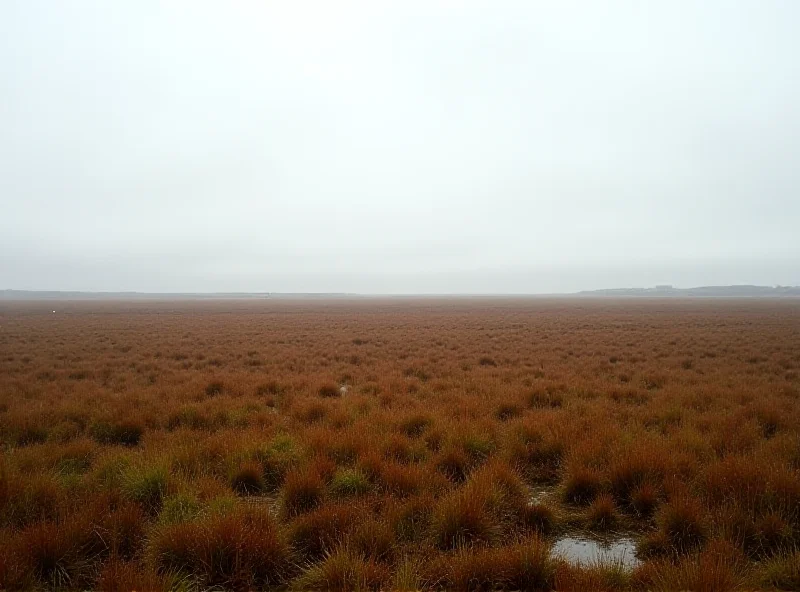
xmin=150 ymin=508 xmax=292 ymax=589
xmin=281 ymin=467 xmax=325 ymax=517
xmin=586 ymin=493 xmax=617 ymax=530
xmin=0 ymin=299 xmax=799 ymax=589
xmin=292 ymin=549 xmax=390 ymax=591
xmin=423 ymin=538 xmax=555 ymax=591
xmin=562 ymin=466 xmax=602 ymax=506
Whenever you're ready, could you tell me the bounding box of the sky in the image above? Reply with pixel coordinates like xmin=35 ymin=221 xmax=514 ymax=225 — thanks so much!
xmin=1 ymin=1 xmax=798 ymax=294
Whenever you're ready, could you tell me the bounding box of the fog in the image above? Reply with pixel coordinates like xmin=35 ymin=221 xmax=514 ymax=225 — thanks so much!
xmin=2 ymin=1 xmax=798 ymax=293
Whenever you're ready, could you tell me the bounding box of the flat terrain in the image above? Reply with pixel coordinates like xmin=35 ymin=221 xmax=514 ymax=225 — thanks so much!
xmin=1 ymin=299 xmax=799 ymax=590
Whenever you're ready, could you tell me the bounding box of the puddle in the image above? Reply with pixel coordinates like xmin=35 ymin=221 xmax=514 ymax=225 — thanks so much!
xmin=529 ymin=485 xmax=557 ymax=505
xmin=552 ymin=535 xmax=640 ymax=568
xmin=242 ymin=495 xmax=279 ymax=516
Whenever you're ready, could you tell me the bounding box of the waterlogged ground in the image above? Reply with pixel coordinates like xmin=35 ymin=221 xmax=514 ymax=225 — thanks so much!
xmin=553 ymin=534 xmax=640 ymax=568
xmin=1 ymin=299 xmax=799 ymax=590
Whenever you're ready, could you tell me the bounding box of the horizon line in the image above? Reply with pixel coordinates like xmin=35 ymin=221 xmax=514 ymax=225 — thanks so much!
xmin=2 ymin=284 xmax=800 ymax=300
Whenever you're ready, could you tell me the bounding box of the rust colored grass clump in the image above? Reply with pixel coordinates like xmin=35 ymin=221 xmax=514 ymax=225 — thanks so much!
xmin=0 ymin=298 xmax=799 ymax=590
xmin=150 ymin=508 xmax=292 ymax=588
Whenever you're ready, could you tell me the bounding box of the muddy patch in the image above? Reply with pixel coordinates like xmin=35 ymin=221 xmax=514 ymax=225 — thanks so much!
xmin=552 ymin=534 xmax=639 ymax=568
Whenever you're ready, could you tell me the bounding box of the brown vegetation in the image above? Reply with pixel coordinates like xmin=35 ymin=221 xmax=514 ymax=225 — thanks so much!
xmin=0 ymin=298 xmax=799 ymax=590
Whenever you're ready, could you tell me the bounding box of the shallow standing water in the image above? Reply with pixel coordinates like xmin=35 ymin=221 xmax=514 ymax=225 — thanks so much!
xmin=552 ymin=535 xmax=640 ymax=568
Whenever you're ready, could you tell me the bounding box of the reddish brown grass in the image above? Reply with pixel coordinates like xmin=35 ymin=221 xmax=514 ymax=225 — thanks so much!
xmin=149 ymin=508 xmax=292 ymax=588
xmin=0 ymin=298 xmax=799 ymax=589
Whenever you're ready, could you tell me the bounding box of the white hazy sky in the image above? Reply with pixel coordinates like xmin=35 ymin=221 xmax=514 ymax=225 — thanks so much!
xmin=1 ymin=1 xmax=798 ymax=293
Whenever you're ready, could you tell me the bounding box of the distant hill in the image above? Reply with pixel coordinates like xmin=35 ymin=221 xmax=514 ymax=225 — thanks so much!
xmin=576 ymin=285 xmax=800 ymax=297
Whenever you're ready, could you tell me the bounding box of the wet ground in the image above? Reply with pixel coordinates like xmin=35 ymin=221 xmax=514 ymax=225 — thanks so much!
xmin=529 ymin=485 xmax=641 ymax=568
xmin=552 ymin=533 xmax=640 ymax=568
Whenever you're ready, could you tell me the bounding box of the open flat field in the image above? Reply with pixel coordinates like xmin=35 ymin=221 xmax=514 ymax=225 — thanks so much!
xmin=1 ymin=299 xmax=799 ymax=591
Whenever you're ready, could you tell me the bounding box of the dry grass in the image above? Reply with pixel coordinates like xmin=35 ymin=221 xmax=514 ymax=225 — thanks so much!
xmin=0 ymin=297 xmax=799 ymax=590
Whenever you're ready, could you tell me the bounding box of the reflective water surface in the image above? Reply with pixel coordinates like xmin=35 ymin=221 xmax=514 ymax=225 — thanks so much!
xmin=552 ymin=535 xmax=640 ymax=568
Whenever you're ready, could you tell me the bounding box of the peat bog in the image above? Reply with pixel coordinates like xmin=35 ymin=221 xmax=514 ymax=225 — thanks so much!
xmin=1 ymin=298 xmax=799 ymax=590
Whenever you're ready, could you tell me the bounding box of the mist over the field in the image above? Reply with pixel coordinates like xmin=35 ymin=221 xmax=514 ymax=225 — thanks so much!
xmin=2 ymin=1 xmax=798 ymax=293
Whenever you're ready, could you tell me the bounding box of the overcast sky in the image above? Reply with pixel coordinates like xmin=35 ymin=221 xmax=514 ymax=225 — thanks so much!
xmin=1 ymin=1 xmax=798 ymax=293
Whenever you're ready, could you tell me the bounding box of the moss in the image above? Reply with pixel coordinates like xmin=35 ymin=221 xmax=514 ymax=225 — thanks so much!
xmin=330 ymin=468 xmax=370 ymax=497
